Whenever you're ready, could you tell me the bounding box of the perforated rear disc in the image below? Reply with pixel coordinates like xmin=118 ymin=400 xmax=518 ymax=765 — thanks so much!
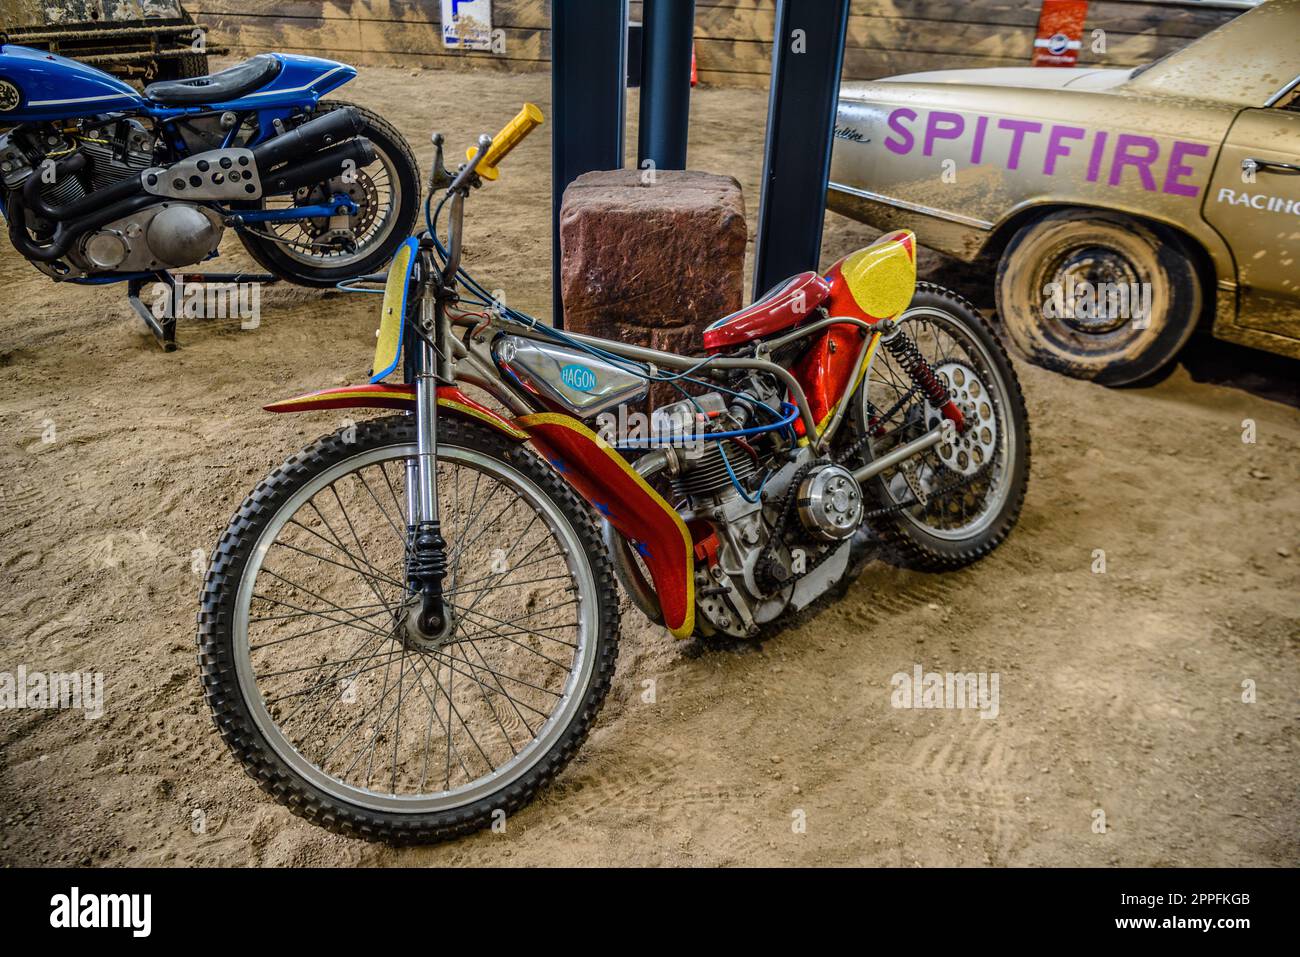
xmin=927 ymin=361 xmax=997 ymax=477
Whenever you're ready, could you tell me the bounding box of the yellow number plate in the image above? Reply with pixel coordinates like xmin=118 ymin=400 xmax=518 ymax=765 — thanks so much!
xmin=370 ymin=237 xmax=418 ymax=382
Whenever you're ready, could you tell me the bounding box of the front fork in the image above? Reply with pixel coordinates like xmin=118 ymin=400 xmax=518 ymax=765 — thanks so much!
xmin=405 ymin=244 xmax=452 ymax=635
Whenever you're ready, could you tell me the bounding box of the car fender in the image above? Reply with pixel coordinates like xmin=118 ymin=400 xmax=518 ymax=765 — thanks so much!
xmin=987 ymin=196 xmax=1234 ymax=287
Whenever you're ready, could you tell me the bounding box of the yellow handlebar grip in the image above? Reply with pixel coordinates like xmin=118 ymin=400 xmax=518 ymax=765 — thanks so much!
xmin=468 ymin=103 xmax=544 ymax=181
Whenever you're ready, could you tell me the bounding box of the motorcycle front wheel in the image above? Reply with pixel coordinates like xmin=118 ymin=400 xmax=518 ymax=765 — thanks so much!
xmin=198 ymin=415 xmax=619 ymax=843
xmin=236 ymin=101 xmax=420 ymax=287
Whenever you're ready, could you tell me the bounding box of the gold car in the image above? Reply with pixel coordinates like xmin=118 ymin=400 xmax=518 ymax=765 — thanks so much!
xmin=829 ymin=0 xmax=1300 ymax=385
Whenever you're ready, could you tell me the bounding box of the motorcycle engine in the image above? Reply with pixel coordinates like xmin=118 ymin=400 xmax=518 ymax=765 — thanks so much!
xmin=1 ymin=120 xmax=152 ymax=210
xmin=0 ymin=120 xmax=225 ymax=277
xmin=650 ymin=391 xmax=862 ymax=639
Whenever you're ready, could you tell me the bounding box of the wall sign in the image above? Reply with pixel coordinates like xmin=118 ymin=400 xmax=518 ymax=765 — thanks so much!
xmin=1032 ymin=0 xmax=1089 ymax=67
xmin=442 ymin=0 xmax=494 ymax=51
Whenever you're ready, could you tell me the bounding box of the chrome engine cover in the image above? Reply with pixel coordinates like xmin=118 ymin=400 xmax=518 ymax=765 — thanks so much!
xmin=796 ymin=464 xmax=864 ymax=541
xmin=65 ymin=202 xmax=224 ymax=276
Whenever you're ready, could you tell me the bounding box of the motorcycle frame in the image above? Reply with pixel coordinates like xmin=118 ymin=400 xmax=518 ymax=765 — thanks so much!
xmin=442 ymin=306 xmax=948 ymax=478
xmin=395 ymin=147 xmax=948 ymax=631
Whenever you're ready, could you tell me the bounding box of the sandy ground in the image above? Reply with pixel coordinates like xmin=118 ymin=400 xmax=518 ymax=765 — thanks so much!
xmin=1 ymin=64 xmax=1297 ymax=868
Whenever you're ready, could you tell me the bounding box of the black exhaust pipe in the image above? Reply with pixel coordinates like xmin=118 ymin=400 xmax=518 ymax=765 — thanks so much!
xmin=260 ymin=138 xmax=377 ymax=196
xmin=9 ymin=189 xmax=159 ymax=263
xmin=21 ymin=152 xmax=145 ymax=223
xmin=26 ymin=106 xmax=368 ymax=224
xmin=250 ymin=107 xmax=366 ymax=172
xmin=12 ymin=106 xmax=371 ymax=260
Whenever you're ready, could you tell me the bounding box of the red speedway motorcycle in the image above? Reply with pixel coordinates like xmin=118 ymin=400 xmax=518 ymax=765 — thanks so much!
xmin=198 ymin=104 xmax=1030 ymax=842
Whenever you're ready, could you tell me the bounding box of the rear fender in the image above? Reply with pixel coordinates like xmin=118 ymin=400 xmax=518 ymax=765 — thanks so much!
xmin=263 ymin=383 xmax=528 ymax=440
xmin=517 ymin=413 xmax=695 ymax=639
xmin=795 ymin=228 xmax=918 ymax=435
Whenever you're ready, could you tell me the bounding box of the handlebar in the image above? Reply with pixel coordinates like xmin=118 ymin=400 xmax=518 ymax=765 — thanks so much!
xmin=466 ymin=103 xmax=544 ymax=181
xmin=426 ymin=104 xmax=545 ymax=283
xmin=449 ymin=133 xmax=492 ymax=194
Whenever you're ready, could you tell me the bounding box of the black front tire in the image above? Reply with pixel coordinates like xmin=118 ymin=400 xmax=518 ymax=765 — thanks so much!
xmin=197 ymin=415 xmax=621 ymax=843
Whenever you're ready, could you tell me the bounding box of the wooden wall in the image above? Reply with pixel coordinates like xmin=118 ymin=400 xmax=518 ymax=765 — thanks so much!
xmin=690 ymin=0 xmax=1242 ymax=87
xmin=186 ymin=1 xmax=553 ymax=73
xmin=189 ymin=0 xmax=1242 ymax=85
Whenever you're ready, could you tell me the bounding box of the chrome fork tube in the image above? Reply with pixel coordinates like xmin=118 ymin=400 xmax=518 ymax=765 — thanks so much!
xmin=414 ymin=338 xmax=440 ymax=525
xmin=407 ymin=248 xmax=450 ymax=633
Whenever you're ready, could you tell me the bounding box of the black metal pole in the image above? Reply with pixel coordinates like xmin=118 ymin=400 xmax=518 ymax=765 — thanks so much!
xmin=638 ymin=0 xmax=695 ymax=171
xmin=551 ymin=0 xmax=627 ymax=328
xmin=752 ymin=0 xmax=850 ymax=299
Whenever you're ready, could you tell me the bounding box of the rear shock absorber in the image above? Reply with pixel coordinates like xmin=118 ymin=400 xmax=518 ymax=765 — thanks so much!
xmin=880 ymin=325 xmax=965 ymax=432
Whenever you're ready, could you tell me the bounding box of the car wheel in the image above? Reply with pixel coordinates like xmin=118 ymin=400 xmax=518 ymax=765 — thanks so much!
xmin=995 ymin=209 xmax=1203 ymax=386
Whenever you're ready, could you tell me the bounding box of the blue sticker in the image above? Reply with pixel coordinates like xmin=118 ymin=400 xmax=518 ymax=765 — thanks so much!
xmin=560 ymin=363 xmax=597 ymax=393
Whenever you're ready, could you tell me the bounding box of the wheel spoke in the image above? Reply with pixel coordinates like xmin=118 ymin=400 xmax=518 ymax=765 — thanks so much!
xmin=232 ymin=441 xmax=593 ymax=808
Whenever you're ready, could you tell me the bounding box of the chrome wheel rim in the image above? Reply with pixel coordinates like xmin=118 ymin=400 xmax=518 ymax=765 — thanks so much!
xmin=1049 ymin=244 xmax=1142 ymax=336
xmin=232 ymin=442 xmax=596 ymax=814
xmin=254 ymin=137 xmax=404 ymax=269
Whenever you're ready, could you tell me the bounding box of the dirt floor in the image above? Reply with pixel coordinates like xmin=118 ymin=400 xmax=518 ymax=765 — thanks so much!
xmin=1 ymin=64 xmax=1297 ymax=867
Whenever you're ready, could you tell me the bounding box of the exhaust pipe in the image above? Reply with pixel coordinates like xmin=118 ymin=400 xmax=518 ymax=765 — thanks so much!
xmin=21 ymin=153 xmax=145 ymax=223
xmin=26 ymin=106 xmax=369 ymax=224
xmin=12 ymin=106 xmax=371 ymax=260
xmin=260 ymin=138 xmax=377 ymax=196
xmin=250 ymin=107 xmax=366 ymax=172
xmin=9 ymin=189 xmax=159 ymax=263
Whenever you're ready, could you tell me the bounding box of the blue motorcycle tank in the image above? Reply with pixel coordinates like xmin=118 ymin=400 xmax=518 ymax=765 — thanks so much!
xmin=0 ymin=44 xmax=145 ymax=122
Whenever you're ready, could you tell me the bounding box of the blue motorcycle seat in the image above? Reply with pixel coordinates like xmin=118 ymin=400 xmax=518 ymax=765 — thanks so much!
xmin=145 ymin=54 xmax=282 ymax=105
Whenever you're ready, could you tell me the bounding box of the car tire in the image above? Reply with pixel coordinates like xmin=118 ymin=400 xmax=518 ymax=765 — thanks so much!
xmin=995 ymin=209 xmax=1203 ymax=386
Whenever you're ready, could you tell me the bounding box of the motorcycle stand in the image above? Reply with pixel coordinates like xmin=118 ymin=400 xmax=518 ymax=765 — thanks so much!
xmin=127 ymin=270 xmax=279 ymax=351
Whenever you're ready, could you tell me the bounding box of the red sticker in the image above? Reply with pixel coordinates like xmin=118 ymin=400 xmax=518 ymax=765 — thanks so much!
xmin=1033 ymin=0 xmax=1089 ymax=68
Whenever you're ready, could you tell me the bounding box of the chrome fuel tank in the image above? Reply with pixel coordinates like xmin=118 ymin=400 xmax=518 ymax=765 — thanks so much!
xmin=492 ymin=336 xmax=647 ymax=418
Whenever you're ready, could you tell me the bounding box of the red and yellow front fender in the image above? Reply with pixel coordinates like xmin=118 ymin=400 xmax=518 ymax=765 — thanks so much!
xmin=517 ymin=414 xmax=694 ymax=638
xmin=264 ymin=385 xmax=694 ymax=637
xmin=264 ymin=383 xmax=529 ymax=439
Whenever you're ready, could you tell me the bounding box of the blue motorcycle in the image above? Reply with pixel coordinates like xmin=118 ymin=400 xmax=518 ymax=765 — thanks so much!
xmin=0 ymin=43 xmax=420 ymax=345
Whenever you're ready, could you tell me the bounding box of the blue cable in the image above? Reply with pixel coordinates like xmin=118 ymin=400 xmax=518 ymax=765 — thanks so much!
xmin=422 ymin=190 xmax=799 ymax=495
xmin=335 ymin=277 xmax=384 ymax=295
xmin=613 ymin=402 xmax=798 ymax=447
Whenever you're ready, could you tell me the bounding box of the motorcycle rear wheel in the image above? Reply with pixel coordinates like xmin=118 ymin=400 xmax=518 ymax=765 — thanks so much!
xmin=843 ymin=282 xmax=1031 ymax=571
xmin=197 ymin=415 xmax=620 ymax=843
xmin=236 ymin=101 xmax=420 ymax=287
